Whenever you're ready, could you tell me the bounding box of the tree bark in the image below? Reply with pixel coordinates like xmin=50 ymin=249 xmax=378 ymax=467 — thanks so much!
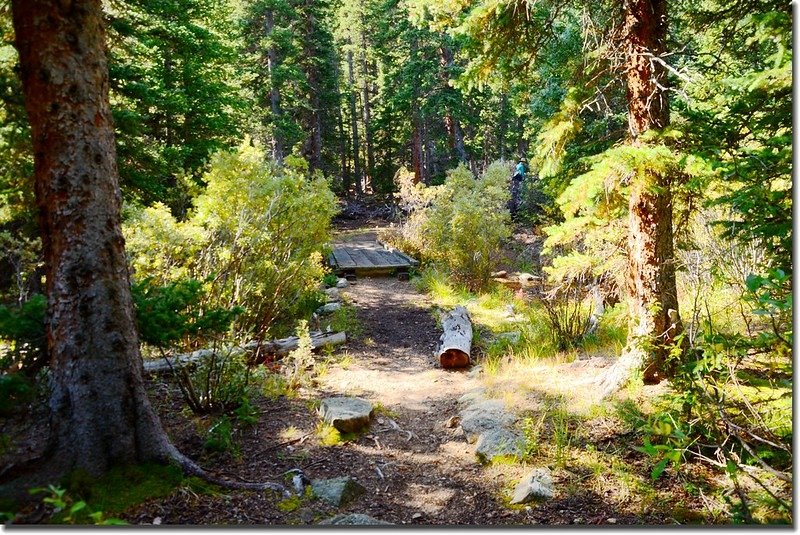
xmin=11 ymin=0 xmax=180 ymax=476
xmin=597 ymin=0 xmax=682 ymax=395
xmin=360 ymin=33 xmax=375 ymax=191
xmin=438 ymin=306 xmax=472 ymax=368
xmin=264 ymin=9 xmax=284 ymax=163
xmin=438 ymin=44 xmax=468 ymax=163
xmin=346 ymin=47 xmax=362 ymax=195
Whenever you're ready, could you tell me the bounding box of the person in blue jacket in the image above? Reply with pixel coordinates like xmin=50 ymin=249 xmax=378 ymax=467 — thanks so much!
xmin=509 ymin=157 xmax=527 ymax=216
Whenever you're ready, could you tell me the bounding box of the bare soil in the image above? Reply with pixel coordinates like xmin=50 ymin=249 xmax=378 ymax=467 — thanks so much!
xmin=1 ymin=219 xmax=713 ymax=525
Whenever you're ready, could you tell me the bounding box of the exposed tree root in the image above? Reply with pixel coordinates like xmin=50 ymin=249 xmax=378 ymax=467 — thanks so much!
xmin=594 ymin=348 xmax=645 ymax=399
xmin=167 ymin=450 xmax=289 ymax=496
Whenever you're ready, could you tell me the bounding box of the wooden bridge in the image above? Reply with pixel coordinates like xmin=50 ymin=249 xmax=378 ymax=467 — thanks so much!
xmin=329 ymin=239 xmax=419 ymax=280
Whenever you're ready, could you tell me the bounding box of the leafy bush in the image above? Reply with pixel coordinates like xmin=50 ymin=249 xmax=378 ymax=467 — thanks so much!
xmin=537 ymin=281 xmax=593 ymax=351
xmin=0 ymin=293 xmax=46 ymax=375
xmin=124 ymin=140 xmax=338 ymax=339
xmin=391 ymin=163 xmax=512 ymax=291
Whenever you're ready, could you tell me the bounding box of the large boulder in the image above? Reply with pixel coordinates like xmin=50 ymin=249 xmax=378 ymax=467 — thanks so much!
xmin=474 ymin=428 xmax=523 ymax=464
xmin=319 ymin=397 xmax=374 ymax=433
xmin=319 ymin=513 xmax=392 ymax=525
xmin=311 ymin=477 xmax=366 ymax=507
xmin=510 ymin=468 xmax=555 ymax=504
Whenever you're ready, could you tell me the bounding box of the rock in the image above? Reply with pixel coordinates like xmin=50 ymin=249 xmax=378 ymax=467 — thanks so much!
xmin=467 ymin=365 xmax=483 ymax=379
xmin=457 ymin=388 xmax=486 ymax=406
xmin=311 ymin=477 xmax=366 ymax=507
xmin=498 ymin=331 xmax=521 ymax=345
xmin=319 ymin=513 xmax=392 ymax=525
xmin=459 ymin=399 xmax=516 ymax=443
xmin=518 ymin=272 xmax=537 ymax=284
xmin=319 ymin=397 xmax=374 ymax=432
xmin=475 ymin=428 xmax=523 ymax=464
xmin=323 ymin=287 xmax=340 ymax=301
xmin=510 ymin=468 xmax=555 ymax=504
xmin=607 ymin=518 xmax=617 ymax=524
xmin=299 ymin=508 xmax=315 ymax=523
xmin=411 ymin=513 xmax=423 ymax=520
xmin=336 ymin=278 xmax=350 ymax=288
xmin=316 ymin=302 xmax=342 ymax=315
xmin=491 ymin=270 xmax=508 ymax=278
xmin=444 ymin=415 xmax=460 ymax=428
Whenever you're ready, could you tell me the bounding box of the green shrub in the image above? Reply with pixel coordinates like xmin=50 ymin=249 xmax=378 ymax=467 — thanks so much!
xmin=393 ymin=163 xmax=512 ymax=291
xmin=124 ymin=139 xmax=338 ymax=339
xmin=0 ymin=294 xmax=46 ymax=375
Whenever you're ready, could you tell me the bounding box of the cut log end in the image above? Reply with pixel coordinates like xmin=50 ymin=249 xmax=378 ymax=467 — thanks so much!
xmin=439 ymin=349 xmax=470 ymax=369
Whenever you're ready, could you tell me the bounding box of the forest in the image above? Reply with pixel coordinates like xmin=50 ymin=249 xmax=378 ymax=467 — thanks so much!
xmin=0 ymin=0 xmax=792 ymax=526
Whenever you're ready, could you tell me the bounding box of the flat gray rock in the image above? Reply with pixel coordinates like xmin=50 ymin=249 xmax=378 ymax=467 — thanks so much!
xmin=324 ymin=287 xmax=340 ymax=301
xmin=457 ymin=387 xmax=487 ymax=406
xmin=475 ymin=428 xmax=523 ymax=464
xmin=319 ymin=396 xmax=373 ymax=432
xmin=459 ymin=399 xmax=516 ymax=443
xmin=311 ymin=476 xmax=366 ymax=507
xmin=510 ymin=467 xmax=555 ymax=503
xmin=319 ymin=513 xmax=392 ymax=525
xmin=316 ymin=302 xmax=342 ymax=315
xmin=336 ymin=278 xmax=349 ymax=288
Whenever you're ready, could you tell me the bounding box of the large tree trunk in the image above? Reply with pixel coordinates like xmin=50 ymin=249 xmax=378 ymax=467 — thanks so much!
xmin=10 ymin=1 xmax=287 ymax=496
xmin=11 ymin=0 xmax=179 ymax=476
xmin=302 ymin=2 xmax=323 ymax=173
xmin=597 ymin=0 xmax=682 ymax=396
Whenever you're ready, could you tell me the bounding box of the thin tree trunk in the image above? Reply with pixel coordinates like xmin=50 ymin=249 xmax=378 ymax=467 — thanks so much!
xmin=265 ymin=9 xmax=284 ymax=163
xmin=346 ymin=47 xmax=362 ymax=195
xmin=439 ymin=44 xmax=468 ymax=163
xmin=498 ymin=93 xmax=508 ymax=160
xmin=302 ymin=3 xmax=323 ymax=172
xmin=333 ymin=61 xmax=349 ymax=192
xmin=11 ymin=0 xmax=179 ymax=476
xmin=360 ymin=32 xmax=375 ymax=191
xmin=597 ymin=0 xmax=682 ymax=396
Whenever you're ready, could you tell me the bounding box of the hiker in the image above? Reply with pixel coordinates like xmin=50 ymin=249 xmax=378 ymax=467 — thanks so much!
xmin=509 ymin=157 xmax=527 ymax=216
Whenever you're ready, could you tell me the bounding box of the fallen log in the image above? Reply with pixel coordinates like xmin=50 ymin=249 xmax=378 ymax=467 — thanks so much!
xmin=437 ymin=306 xmax=472 ymax=368
xmin=142 ymin=331 xmax=347 ymax=374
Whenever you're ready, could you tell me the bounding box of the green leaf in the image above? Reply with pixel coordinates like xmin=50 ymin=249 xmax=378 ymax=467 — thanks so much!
xmin=651 ymin=458 xmax=669 ymax=480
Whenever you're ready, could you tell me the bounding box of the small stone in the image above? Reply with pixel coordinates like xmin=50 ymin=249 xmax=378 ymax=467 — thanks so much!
xmin=324 ymin=287 xmax=340 ymax=301
xmin=475 ymin=428 xmax=524 ymax=464
xmin=459 ymin=399 xmax=516 ymax=443
xmin=510 ymin=468 xmax=555 ymax=504
xmin=498 ymin=331 xmax=521 ymax=344
xmin=311 ymin=477 xmax=366 ymax=507
xmin=607 ymin=518 xmax=617 ymax=524
xmin=336 ymin=278 xmax=350 ymax=288
xmin=299 ymin=508 xmax=315 ymax=523
xmin=319 ymin=513 xmax=391 ymax=525
xmin=411 ymin=513 xmax=423 ymax=520
xmin=152 ymin=517 xmax=162 ymax=525
xmin=316 ymin=302 xmax=342 ymax=315
xmin=319 ymin=396 xmax=374 ymax=432
xmin=457 ymin=388 xmax=487 ymax=406
xmin=491 ymin=270 xmax=508 ymax=278
xmin=444 ymin=415 xmax=460 ymax=428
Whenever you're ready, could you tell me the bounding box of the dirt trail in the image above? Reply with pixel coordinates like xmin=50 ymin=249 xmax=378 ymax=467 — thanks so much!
xmin=311 ymin=232 xmax=520 ymax=524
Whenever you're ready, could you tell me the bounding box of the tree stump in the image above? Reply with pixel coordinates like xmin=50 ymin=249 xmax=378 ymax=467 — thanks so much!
xmin=437 ymin=306 xmax=472 ymax=368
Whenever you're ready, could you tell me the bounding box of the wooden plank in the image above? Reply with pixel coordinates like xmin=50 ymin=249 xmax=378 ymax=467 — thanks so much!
xmin=332 ymin=248 xmax=357 ymax=268
xmin=346 ymin=247 xmax=377 ymax=267
xmin=363 ymin=248 xmax=394 ymax=267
